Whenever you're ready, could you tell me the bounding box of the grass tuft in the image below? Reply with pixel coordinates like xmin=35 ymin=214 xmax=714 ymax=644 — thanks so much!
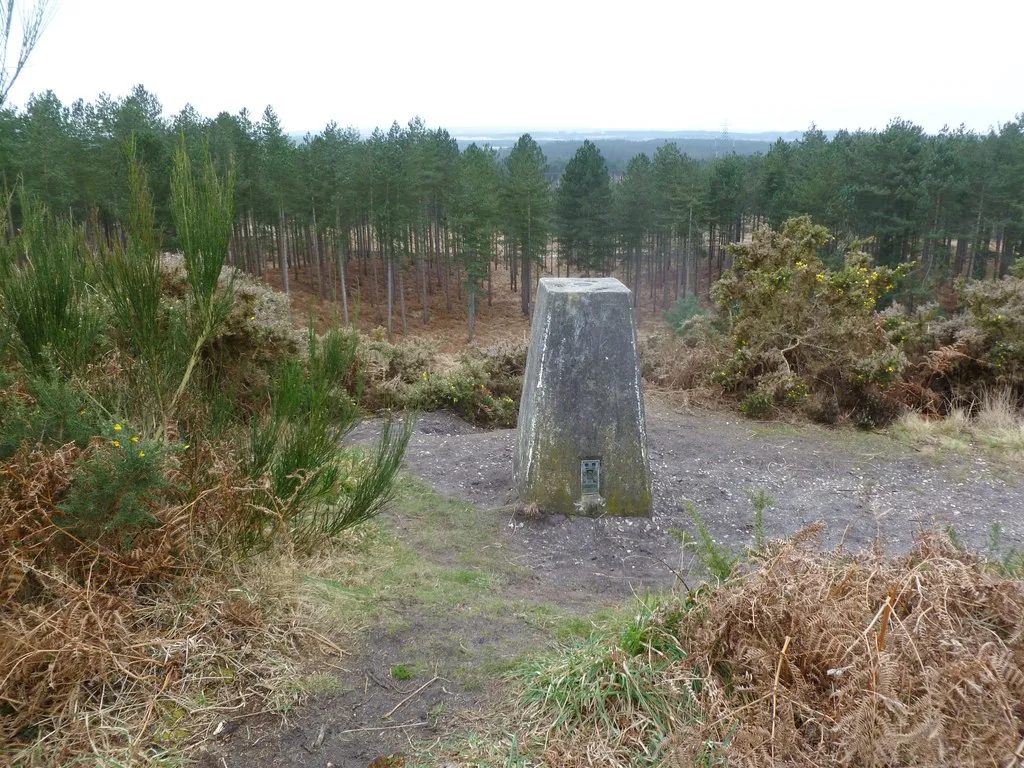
xmin=897 ymin=387 xmax=1024 ymax=457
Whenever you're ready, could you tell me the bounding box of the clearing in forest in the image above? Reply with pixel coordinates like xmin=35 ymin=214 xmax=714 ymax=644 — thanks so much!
xmin=207 ymin=400 xmax=1024 ymax=767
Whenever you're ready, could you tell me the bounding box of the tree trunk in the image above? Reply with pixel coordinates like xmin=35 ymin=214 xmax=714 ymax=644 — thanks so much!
xmin=310 ymin=207 xmax=323 ymax=298
xmin=443 ymin=227 xmax=452 ymax=311
xmin=398 ymin=254 xmax=408 ymax=337
xmin=418 ymin=227 xmax=429 ymax=324
xmin=386 ymin=241 xmax=394 ymax=339
xmin=683 ymin=205 xmax=693 ymax=297
xmin=662 ymin=236 xmax=671 ymax=310
xmin=707 ymin=224 xmax=716 ymax=298
xmin=467 ymin=272 xmax=476 ymax=343
xmin=521 ymin=196 xmax=532 ymax=317
xmin=966 ymin=203 xmax=984 ymax=280
xmin=336 ymin=210 xmax=349 ymax=324
xmin=277 ymin=209 xmax=290 ymax=299
xmin=634 ymin=239 xmax=642 ymax=324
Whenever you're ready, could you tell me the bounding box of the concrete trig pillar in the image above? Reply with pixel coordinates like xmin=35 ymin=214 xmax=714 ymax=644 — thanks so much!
xmin=513 ymin=277 xmax=652 ymax=516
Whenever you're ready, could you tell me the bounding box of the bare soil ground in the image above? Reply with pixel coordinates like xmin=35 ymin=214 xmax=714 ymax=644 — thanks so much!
xmin=260 ymin=262 xmax=671 ymax=353
xmin=203 ymin=398 xmax=1023 ymax=768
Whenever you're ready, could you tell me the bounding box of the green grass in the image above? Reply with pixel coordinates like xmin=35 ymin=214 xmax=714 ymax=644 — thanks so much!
xmin=289 ymin=475 xmax=647 ymax=765
xmin=505 ymin=593 xmax=695 ymax=766
xmin=390 ymin=664 xmax=416 ymax=681
xmin=300 ymin=476 xmax=530 ymax=629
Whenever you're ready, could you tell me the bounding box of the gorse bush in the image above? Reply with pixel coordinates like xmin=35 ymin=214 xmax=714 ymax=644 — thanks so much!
xmin=0 ymin=373 xmax=106 ymax=458
xmin=240 ymin=326 xmax=412 ymax=552
xmin=707 ymin=216 xmax=911 ymax=424
xmin=669 ymin=501 xmax=740 ymax=584
xmin=99 ymin=142 xmax=163 ymax=365
xmin=167 ymin=140 xmax=237 ymax=417
xmin=653 ymin=217 xmax=1024 ymax=428
xmin=235 ymin=325 xmax=414 ymax=552
xmin=359 ymin=335 xmax=523 ymax=427
xmin=886 ymin=276 xmax=1024 ymax=411
xmin=56 ymin=430 xmax=173 ymax=545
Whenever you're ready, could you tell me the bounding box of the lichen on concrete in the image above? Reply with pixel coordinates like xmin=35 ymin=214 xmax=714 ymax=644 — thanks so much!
xmin=513 ymin=278 xmax=652 ymax=517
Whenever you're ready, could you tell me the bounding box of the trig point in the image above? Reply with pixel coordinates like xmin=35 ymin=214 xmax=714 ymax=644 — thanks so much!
xmin=513 ymin=277 xmax=652 ymax=516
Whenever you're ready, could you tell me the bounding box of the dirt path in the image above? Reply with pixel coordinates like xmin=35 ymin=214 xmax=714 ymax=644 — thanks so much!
xmin=380 ymin=398 xmax=1022 ymax=591
xmin=206 ymin=402 xmax=1023 ymax=768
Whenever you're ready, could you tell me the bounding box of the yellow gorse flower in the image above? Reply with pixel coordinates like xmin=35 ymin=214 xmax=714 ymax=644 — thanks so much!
xmin=113 ymin=424 xmax=122 ymax=432
xmin=111 ymin=440 xmax=120 ymax=448
xmin=138 ymin=451 xmax=145 ymax=458
xmin=131 ymin=436 xmax=140 ymax=444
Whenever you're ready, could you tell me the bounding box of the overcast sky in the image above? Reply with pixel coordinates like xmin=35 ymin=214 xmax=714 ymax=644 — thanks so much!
xmin=7 ymin=0 xmax=1023 ymax=136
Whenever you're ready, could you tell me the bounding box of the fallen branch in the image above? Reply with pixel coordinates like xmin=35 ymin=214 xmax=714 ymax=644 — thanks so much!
xmin=337 ymin=721 xmax=428 ymax=735
xmin=383 ymin=676 xmax=439 ymax=720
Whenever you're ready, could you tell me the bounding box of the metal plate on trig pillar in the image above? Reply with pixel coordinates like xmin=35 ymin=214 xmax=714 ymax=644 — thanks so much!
xmin=581 ymin=459 xmax=601 ymax=496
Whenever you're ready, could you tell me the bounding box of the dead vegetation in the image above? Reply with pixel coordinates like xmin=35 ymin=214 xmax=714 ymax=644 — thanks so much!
xmin=639 ymin=326 xmax=728 ymax=410
xmin=0 ymin=440 xmax=340 ymax=766
xmin=517 ymin=528 xmax=1024 ymax=768
xmin=898 ymin=387 xmax=1024 ymax=458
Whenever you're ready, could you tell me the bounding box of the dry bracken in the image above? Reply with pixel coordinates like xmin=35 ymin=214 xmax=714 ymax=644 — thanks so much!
xmin=0 ymin=441 xmax=326 ymax=766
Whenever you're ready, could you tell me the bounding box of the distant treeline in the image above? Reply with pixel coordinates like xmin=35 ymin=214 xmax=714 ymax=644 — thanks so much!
xmin=2 ymin=85 xmax=1022 ymax=337
xmin=492 ymin=137 xmax=775 ymax=178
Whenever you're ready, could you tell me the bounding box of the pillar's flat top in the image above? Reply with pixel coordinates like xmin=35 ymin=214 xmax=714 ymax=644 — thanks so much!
xmin=538 ymin=277 xmax=629 ymax=293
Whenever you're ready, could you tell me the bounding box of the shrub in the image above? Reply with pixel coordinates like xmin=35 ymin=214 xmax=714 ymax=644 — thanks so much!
xmin=740 ymin=389 xmax=774 ymax=419
xmin=0 ymin=195 xmax=105 ymax=374
xmin=513 ymin=529 xmax=1024 ymax=768
xmin=56 ymin=433 xmax=173 ymax=545
xmin=664 ymin=295 xmax=707 ymax=333
xmin=711 ymin=216 xmax=911 ymax=425
xmin=666 ymin=530 xmax=1024 ymax=767
xmin=241 ymin=327 xmax=410 ymax=552
xmin=875 ymin=275 xmax=1024 ymax=422
xmin=669 ymin=501 xmax=740 ymax=583
xmin=0 ymin=441 xmax=305 ymax=765
xmin=358 ymin=336 xmax=523 ymax=428
xmin=0 ymin=374 xmax=106 ymax=458
xmin=0 ymin=159 xmax=411 ymax=766
xmin=641 ymin=316 xmax=730 ymax=397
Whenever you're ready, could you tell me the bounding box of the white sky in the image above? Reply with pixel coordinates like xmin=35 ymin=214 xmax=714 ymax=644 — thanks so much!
xmin=7 ymin=0 xmax=1023 ymax=136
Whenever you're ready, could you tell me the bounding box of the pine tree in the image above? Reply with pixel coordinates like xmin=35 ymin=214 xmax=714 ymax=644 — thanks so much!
xmin=256 ymin=105 xmax=295 ymax=294
xmin=503 ymin=134 xmax=551 ymax=317
xmin=556 ymin=139 xmax=612 ymax=275
xmin=453 ymin=143 xmax=501 ymax=341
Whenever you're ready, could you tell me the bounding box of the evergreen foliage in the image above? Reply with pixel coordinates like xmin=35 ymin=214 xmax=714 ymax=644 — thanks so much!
xmin=1 ymin=89 xmax=1022 ymax=334
xmin=503 ymin=133 xmax=552 ymax=315
xmin=556 ymin=139 xmax=613 ymax=274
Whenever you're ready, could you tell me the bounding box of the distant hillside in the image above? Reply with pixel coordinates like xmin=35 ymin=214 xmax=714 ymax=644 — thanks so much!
xmin=495 ymin=137 xmax=772 ymax=178
xmin=289 ymin=127 xmax=832 ymax=176
xmin=449 ymin=128 xmax=815 ymax=145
